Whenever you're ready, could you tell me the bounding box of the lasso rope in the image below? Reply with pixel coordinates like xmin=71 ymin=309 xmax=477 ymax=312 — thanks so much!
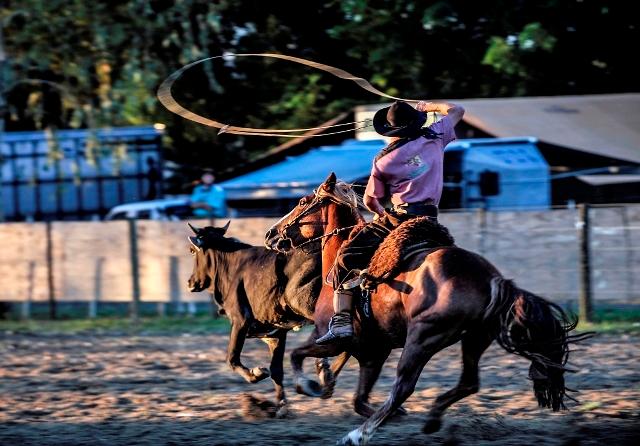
xmin=157 ymin=53 xmax=422 ymax=137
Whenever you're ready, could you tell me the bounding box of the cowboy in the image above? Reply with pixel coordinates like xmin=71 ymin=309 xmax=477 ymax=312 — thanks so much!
xmin=316 ymin=100 xmax=465 ymax=345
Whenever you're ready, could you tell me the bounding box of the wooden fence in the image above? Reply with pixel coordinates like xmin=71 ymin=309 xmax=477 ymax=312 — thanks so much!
xmin=0 ymin=206 xmax=638 ymax=316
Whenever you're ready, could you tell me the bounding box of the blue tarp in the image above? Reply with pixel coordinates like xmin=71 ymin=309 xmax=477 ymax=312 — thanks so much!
xmin=220 ymin=139 xmax=385 ymax=199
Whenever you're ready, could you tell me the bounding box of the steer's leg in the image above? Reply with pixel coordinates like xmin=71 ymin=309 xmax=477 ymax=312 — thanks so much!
xmin=227 ymin=317 xmax=269 ymax=383
xmin=264 ymin=330 xmax=288 ymax=417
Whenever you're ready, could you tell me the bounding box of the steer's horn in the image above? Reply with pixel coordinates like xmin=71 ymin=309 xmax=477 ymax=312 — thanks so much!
xmin=188 ymin=222 xmax=201 ymax=235
xmin=221 ymin=220 xmax=231 ymax=234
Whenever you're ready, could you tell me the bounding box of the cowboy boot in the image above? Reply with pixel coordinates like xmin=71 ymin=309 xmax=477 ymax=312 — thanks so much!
xmin=316 ymin=290 xmax=354 ymax=345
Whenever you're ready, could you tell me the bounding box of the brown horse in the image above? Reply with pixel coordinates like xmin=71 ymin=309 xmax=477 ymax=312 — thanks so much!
xmin=264 ymin=173 xmax=588 ymax=445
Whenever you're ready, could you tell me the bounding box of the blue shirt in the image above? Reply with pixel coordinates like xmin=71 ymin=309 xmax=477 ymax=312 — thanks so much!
xmin=190 ymin=184 xmax=227 ymax=217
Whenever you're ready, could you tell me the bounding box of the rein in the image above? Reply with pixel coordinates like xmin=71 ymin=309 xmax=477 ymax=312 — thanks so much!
xmin=277 ymin=190 xmax=359 ymax=252
xmin=288 ymin=225 xmax=358 ymax=251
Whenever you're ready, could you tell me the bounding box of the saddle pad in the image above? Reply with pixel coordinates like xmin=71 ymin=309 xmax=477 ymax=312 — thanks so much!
xmin=365 ymin=217 xmax=455 ymax=285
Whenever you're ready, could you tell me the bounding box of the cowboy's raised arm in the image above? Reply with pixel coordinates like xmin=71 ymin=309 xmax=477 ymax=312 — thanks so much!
xmin=416 ymin=101 xmax=465 ymax=126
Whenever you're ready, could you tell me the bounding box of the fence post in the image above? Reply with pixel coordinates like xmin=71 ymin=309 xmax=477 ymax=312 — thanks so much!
xmin=45 ymin=221 xmax=56 ymax=319
xmin=578 ymin=203 xmax=593 ymax=323
xmin=169 ymin=255 xmax=180 ymax=316
xmin=477 ymin=207 xmax=487 ymax=255
xmin=128 ymin=219 xmax=141 ymax=322
xmin=89 ymin=257 xmax=104 ymax=318
xmin=21 ymin=260 xmax=35 ymax=320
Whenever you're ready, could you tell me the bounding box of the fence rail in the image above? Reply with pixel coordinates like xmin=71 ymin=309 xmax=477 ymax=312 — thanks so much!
xmin=0 ymin=206 xmax=638 ymax=318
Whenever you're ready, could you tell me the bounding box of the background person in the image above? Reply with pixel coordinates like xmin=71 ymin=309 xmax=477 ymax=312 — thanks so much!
xmin=190 ymin=169 xmax=227 ymax=218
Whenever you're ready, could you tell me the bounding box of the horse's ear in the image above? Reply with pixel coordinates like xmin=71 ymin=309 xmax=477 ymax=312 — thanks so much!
xmin=188 ymin=236 xmax=203 ymax=251
xmin=221 ymin=220 xmax=231 ymax=234
xmin=322 ymin=172 xmax=337 ymax=191
xmin=188 ymin=223 xmax=202 ymax=235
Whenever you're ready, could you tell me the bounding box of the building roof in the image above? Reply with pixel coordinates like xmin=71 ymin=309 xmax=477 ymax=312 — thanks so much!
xmin=577 ymin=174 xmax=640 ymax=186
xmin=355 ymin=93 xmax=640 ymax=164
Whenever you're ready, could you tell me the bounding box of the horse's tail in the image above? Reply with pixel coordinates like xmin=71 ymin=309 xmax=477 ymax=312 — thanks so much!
xmin=484 ymin=276 xmax=593 ymax=411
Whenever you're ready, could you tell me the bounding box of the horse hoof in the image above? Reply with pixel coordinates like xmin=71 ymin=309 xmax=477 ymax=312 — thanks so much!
xmin=316 ymin=360 xmax=336 ymax=399
xmin=249 ymin=367 xmax=270 ymax=383
xmin=295 ymin=378 xmax=323 ymax=397
xmin=355 ymin=402 xmax=407 ymax=418
xmin=354 ymin=401 xmax=376 ymax=418
xmin=275 ymin=400 xmax=288 ymax=419
xmin=423 ymin=416 xmax=442 ymax=434
xmin=338 ymin=429 xmax=367 ymax=446
xmin=394 ymin=406 xmax=408 ymax=416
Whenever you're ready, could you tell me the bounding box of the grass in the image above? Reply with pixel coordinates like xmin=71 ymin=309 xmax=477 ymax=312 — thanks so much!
xmin=1 ymin=306 xmax=638 ymax=336
xmin=0 ymin=315 xmax=231 ymax=335
xmin=576 ymin=307 xmax=640 ymax=334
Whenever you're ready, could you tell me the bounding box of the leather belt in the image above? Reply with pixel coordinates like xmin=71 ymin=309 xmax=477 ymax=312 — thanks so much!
xmin=393 ymin=202 xmax=439 ymax=218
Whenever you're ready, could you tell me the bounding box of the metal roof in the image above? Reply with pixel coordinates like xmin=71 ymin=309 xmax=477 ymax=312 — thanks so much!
xmin=577 ymin=174 xmax=640 ymax=186
xmin=1 ymin=125 xmax=164 ymax=144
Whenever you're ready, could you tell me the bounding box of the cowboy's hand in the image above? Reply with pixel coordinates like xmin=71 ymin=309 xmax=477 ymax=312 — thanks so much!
xmin=415 ymin=101 xmax=433 ymax=112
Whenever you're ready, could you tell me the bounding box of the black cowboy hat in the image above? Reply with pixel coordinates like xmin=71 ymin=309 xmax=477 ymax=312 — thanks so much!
xmin=373 ymin=101 xmax=427 ymax=137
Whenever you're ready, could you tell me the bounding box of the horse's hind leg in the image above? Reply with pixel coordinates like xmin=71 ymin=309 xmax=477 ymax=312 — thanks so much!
xmin=291 ymin=328 xmax=345 ymax=398
xmin=227 ymin=318 xmax=270 ymax=383
xmin=264 ymin=330 xmax=288 ymax=417
xmin=423 ymin=330 xmax=493 ymax=434
xmin=339 ymin=324 xmax=452 ymax=446
xmin=352 ymin=350 xmax=392 ymax=417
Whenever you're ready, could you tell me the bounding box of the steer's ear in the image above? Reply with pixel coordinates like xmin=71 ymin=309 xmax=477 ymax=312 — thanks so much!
xmin=221 ymin=220 xmax=231 ymax=234
xmin=188 ymin=236 xmax=203 ymax=251
xmin=322 ymin=172 xmax=337 ymax=191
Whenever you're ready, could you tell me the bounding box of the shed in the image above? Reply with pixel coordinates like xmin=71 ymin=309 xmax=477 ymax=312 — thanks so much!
xmin=221 ymin=137 xmax=549 ymax=214
xmin=444 ymin=138 xmax=550 ymax=209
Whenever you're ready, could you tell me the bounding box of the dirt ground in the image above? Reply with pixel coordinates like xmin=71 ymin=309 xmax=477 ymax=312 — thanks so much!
xmin=0 ymin=329 xmax=638 ymax=446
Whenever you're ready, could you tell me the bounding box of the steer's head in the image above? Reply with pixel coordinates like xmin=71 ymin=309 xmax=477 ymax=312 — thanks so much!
xmin=187 ymin=221 xmax=231 ymax=292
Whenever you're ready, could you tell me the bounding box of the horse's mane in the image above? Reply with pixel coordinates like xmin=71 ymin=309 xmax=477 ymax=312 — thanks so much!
xmin=316 ymin=181 xmax=365 ymax=220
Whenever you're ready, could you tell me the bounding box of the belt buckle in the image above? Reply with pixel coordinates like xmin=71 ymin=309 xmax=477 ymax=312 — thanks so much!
xmin=393 ymin=204 xmax=408 ymax=215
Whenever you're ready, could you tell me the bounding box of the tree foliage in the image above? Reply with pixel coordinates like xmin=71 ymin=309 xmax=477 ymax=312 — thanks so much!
xmin=1 ymin=0 xmax=637 ymax=185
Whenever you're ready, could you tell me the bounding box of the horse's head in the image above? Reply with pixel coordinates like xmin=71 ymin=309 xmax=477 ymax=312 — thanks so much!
xmin=264 ymin=172 xmax=362 ymax=253
xmin=187 ymin=221 xmax=233 ymax=292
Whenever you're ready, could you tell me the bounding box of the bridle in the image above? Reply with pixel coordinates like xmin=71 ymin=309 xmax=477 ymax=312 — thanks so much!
xmin=276 ymin=190 xmax=359 ymax=252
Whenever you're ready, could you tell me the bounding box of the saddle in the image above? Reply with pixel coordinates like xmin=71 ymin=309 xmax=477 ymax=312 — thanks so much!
xmin=362 ymin=217 xmax=455 ymax=289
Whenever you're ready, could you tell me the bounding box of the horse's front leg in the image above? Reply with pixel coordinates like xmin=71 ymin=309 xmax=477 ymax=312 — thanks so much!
xmin=291 ymin=327 xmax=345 ymax=397
xmin=263 ymin=330 xmax=288 ymax=417
xmin=227 ymin=317 xmax=270 ymax=383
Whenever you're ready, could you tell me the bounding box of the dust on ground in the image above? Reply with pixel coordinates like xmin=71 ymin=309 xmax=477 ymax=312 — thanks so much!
xmin=1 ymin=330 xmax=638 ymax=445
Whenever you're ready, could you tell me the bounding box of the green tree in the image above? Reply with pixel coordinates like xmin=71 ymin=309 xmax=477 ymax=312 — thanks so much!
xmin=1 ymin=0 xmax=637 ymax=187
